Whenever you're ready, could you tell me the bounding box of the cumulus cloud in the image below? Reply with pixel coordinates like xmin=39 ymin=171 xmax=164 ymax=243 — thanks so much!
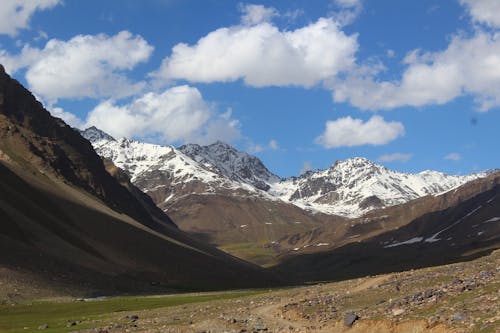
xmin=0 ymin=45 xmax=41 ymax=73
xmin=152 ymin=17 xmax=358 ymax=87
xmin=0 ymin=0 xmax=61 ymax=36
xmin=332 ymin=32 xmax=500 ymax=111
xmin=315 ymin=115 xmax=405 ymax=149
xmin=51 ymin=106 xmax=84 ymax=129
xmin=331 ymin=0 xmax=363 ymax=26
xmin=377 ymin=153 xmax=412 ymax=163
xmin=460 ymin=0 xmax=500 ymax=28
xmin=240 ymin=3 xmax=278 ymax=25
xmin=85 ymin=85 xmax=240 ymax=145
xmin=1 ymin=31 xmax=153 ymax=102
xmin=444 ymin=153 xmax=462 ymax=161
xmin=194 ymin=108 xmax=241 ymax=144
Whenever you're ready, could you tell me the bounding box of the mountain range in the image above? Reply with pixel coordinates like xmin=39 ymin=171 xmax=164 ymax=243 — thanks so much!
xmin=79 ymin=126 xmax=498 ymax=268
xmin=82 ymin=126 xmax=483 ymax=218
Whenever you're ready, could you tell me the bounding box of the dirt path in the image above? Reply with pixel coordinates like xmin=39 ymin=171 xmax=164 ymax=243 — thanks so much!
xmin=251 ymin=300 xmax=335 ymax=332
xmin=351 ymin=274 xmax=393 ymax=293
xmin=247 ymin=274 xmax=395 ymax=332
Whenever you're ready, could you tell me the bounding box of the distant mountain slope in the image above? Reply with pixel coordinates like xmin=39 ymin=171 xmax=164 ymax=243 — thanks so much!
xmin=84 ymin=135 xmax=335 ymax=258
xmin=273 ymin=171 xmax=500 ymax=282
xmin=275 ymin=170 xmax=500 ymax=253
xmin=0 ymin=64 xmax=277 ymax=297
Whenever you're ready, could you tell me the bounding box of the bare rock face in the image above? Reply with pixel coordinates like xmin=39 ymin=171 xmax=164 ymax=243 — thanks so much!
xmin=359 ymin=195 xmax=383 ymax=210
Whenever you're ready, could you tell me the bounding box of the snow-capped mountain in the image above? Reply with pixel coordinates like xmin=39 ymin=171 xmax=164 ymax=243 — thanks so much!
xmin=79 ymin=126 xmax=115 ymax=143
xmin=271 ymin=157 xmax=482 ymax=217
xmin=81 ymin=128 xmax=484 ymax=218
xmin=85 ymin=135 xmax=269 ymax=212
xmin=179 ymin=142 xmax=279 ymax=191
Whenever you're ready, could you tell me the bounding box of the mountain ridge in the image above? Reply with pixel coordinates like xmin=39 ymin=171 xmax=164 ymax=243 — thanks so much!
xmin=81 ymin=127 xmax=485 ymax=218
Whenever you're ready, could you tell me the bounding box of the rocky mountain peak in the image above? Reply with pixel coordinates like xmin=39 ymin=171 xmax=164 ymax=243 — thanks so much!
xmin=179 ymin=141 xmax=279 ymax=191
xmin=79 ymin=126 xmax=115 ymax=143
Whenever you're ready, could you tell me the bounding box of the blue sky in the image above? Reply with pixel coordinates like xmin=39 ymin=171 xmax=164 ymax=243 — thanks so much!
xmin=0 ymin=0 xmax=499 ymax=177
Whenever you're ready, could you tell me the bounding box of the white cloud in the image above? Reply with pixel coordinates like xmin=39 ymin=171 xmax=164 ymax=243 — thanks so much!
xmin=85 ymin=85 xmax=240 ymax=145
xmin=460 ymin=0 xmax=500 ymax=28
xmin=247 ymin=139 xmax=279 ymax=154
xmin=195 ymin=109 xmax=241 ymax=144
xmin=300 ymin=161 xmax=312 ymax=174
xmin=377 ymin=153 xmax=412 ymax=163
xmin=0 ymin=0 xmax=61 ymax=36
xmin=283 ymin=9 xmax=304 ymax=22
xmin=315 ymin=115 xmax=405 ymax=149
xmin=51 ymin=106 xmax=84 ymax=129
xmin=152 ymin=17 xmax=358 ymax=87
xmin=240 ymin=4 xmax=278 ymax=25
xmin=444 ymin=153 xmax=462 ymax=161
xmin=332 ymin=32 xmax=500 ymax=111
xmin=0 ymin=45 xmax=41 ymax=73
xmin=1 ymin=31 xmax=153 ymax=102
xmin=331 ymin=0 xmax=363 ymax=26
xmin=386 ymin=49 xmax=395 ymax=58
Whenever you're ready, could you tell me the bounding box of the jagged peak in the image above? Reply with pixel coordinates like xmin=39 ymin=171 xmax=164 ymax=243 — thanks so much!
xmin=178 ymin=140 xmax=279 ymax=189
xmin=80 ymin=126 xmax=115 ymax=143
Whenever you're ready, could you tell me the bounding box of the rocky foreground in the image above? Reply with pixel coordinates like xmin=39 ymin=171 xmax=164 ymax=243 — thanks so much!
xmin=76 ymin=250 xmax=499 ymax=333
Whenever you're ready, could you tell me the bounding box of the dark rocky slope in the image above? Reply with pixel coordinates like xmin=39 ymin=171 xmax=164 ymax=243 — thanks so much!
xmin=273 ymin=174 xmax=500 ymax=282
xmin=0 ymin=65 xmax=278 ymax=296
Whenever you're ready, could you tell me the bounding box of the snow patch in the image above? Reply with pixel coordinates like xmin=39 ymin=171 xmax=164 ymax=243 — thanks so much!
xmin=384 ymin=237 xmax=423 ymax=248
xmin=425 ymin=206 xmax=482 ymax=243
xmin=484 ymin=217 xmax=500 ymax=223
